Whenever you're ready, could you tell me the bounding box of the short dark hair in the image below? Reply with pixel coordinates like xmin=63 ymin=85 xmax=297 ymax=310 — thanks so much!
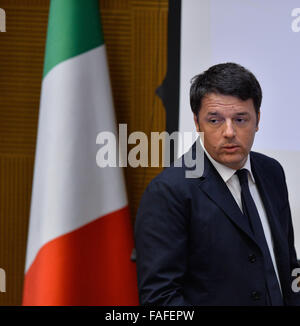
xmin=190 ymin=63 xmax=262 ymax=118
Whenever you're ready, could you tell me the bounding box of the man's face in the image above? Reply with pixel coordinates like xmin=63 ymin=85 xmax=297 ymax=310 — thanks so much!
xmin=194 ymin=93 xmax=260 ymax=170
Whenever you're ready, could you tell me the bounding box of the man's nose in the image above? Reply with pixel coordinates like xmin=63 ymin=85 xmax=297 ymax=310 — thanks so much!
xmin=223 ymin=120 xmax=236 ymax=138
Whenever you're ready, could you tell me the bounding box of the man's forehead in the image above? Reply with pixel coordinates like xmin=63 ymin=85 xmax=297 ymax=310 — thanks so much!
xmin=202 ymin=93 xmax=252 ymax=104
xmin=201 ymin=94 xmax=255 ymax=112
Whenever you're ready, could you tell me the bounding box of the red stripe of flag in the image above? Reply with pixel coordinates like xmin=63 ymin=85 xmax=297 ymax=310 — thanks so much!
xmin=23 ymin=206 xmax=139 ymax=306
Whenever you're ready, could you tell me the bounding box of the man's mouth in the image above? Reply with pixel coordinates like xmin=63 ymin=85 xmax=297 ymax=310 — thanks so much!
xmin=222 ymin=145 xmax=240 ymax=152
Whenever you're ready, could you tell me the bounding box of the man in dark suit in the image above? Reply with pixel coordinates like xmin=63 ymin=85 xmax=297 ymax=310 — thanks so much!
xmin=135 ymin=62 xmax=300 ymax=306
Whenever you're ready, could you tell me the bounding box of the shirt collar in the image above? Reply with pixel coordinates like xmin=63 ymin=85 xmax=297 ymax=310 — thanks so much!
xmin=199 ymin=137 xmax=255 ymax=183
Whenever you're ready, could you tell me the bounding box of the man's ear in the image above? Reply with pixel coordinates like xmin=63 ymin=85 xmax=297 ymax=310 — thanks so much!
xmin=256 ymin=111 xmax=260 ymax=132
xmin=193 ymin=114 xmax=200 ymax=132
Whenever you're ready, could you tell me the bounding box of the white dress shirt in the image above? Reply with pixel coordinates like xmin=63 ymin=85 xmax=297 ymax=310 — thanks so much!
xmin=200 ymin=139 xmax=282 ymax=292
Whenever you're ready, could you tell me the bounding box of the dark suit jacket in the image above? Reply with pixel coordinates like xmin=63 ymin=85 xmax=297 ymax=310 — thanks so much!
xmin=135 ymin=141 xmax=300 ymax=306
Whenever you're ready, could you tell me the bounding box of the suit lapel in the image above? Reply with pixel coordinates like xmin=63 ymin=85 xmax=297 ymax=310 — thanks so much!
xmin=250 ymin=154 xmax=290 ymax=295
xmin=196 ymin=152 xmax=259 ymax=247
xmin=250 ymin=154 xmax=286 ymax=247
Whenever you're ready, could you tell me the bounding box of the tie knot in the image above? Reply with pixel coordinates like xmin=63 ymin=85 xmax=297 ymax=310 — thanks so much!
xmin=236 ymin=168 xmax=249 ymax=185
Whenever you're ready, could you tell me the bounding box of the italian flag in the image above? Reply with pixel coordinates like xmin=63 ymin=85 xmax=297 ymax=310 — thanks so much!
xmin=22 ymin=0 xmax=139 ymax=305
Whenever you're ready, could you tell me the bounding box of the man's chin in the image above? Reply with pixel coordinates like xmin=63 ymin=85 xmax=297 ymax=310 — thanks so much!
xmin=218 ymin=153 xmax=247 ymax=170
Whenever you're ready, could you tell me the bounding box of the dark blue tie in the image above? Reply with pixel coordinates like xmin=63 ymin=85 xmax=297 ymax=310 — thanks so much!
xmin=236 ymin=169 xmax=283 ymax=306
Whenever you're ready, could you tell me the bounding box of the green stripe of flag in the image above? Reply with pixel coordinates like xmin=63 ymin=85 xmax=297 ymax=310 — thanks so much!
xmin=43 ymin=0 xmax=104 ymax=78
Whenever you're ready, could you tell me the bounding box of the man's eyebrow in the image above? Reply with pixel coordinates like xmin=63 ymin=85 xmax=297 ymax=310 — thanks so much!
xmin=206 ymin=111 xmax=251 ymax=116
xmin=235 ymin=112 xmax=250 ymax=116
xmin=206 ymin=111 xmax=220 ymax=116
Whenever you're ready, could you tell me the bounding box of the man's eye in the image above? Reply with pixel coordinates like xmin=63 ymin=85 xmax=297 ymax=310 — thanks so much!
xmin=209 ymin=119 xmax=219 ymax=124
xmin=235 ymin=118 xmax=246 ymax=123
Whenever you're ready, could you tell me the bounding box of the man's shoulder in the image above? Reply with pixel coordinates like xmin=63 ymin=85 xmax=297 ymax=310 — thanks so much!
xmin=145 ymin=153 xmax=196 ymax=196
xmin=148 ymin=161 xmax=187 ymax=189
xmin=250 ymin=151 xmax=283 ymax=170
xmin=250 ymin=151 xmax=285 ymax=181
